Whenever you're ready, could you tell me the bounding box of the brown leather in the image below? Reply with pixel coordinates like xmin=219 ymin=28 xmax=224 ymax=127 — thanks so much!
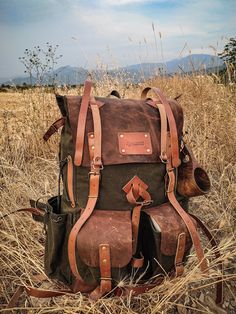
xmin=166 ymin=165 xmax=208 ymax=272
xmin=88 ymin=132 xmax=95 ymax=161
xmin=144 ymin=203 xmax=193 ymax=256
xmin=43 ymin=117 xmax=65 ymax=141
xmin=177 ymin=145 xmax=211 ymax=197
xmin=74 ymin=80 xmax=92 ymax=166
xmin=90 ymin=98 xmax=103 ymax=166
xmin=131 ymin=255 xmax=144 ymax=268
xmin=147 ymin=100 xmax=168 ymax=161
xmin=190 ymin=214 xmax=223 ymax=305
xmin=68 ymin=175 xmax=100 ymax=278
xmin=123 ymin=175 xmax=152 ymax=254
xmin=77 ymin=210 xmax=132 ymax=268
xmin=99 ymin=244 xmax=112 ymax=294
xmin=67 ymin=155 xmax=75 ymax=208
xmin=65 ymin=96 xmax=183 ymax=166
xmin=141 ymin=87 xmax=181 ymax=168
xmin=144 ymin=87 xmax=208 ymax=272
xmin=1 ymin=206 xmax=45 ymax=219
xmin=118 ymin=132 xmax=152 ymax=155
xmin=68 ymin=100 xmax=102 ymax=279
xmin=174 ymin=233 xmax=186 ymax=276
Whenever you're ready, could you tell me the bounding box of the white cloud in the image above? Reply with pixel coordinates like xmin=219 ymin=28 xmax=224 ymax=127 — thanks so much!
xmin=101 ymin=0 xmax=154 ymax=5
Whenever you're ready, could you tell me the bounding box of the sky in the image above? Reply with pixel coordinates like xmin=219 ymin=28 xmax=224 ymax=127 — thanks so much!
xmin=0 ymin=0 xmax=235 ymax=78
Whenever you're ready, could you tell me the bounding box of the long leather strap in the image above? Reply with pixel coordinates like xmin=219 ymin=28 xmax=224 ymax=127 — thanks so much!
xmin=67 ymin=155 xmax=75 ymax=208
xmin=147 ymin=100 xmax=168 ymax=162
xmin=190 ymin=214 xmax=223 ymax=305
xmin=142 ymin=86 xmax=208 ymax=273
xmin=68 ymin=100 xmax=102 ymax=280
xmin=74 ymin=80 xmax=92 ymax=166
xmin=142 ymin=87 xmax=180 ymax=167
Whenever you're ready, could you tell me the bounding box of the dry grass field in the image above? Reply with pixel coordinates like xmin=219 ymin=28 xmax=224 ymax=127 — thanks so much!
xmin=0 ymin=75 xmax=236 ymax=313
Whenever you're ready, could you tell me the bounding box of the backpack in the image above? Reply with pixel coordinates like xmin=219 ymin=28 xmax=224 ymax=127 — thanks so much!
xmin=6 ymin=81 xmax=223 ymax=308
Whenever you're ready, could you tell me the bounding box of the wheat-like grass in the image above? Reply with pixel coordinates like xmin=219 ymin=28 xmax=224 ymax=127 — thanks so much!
xmin=0 ymin=75 xmax=235 ymax=313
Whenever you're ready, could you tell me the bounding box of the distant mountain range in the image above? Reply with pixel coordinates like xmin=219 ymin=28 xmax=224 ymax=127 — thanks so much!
xmin=1 ymin=54 xmax=223 ymax=86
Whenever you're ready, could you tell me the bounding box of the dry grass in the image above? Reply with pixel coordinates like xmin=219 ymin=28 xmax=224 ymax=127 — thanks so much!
xmin=0 ymin=75 xmax=236 ymax=313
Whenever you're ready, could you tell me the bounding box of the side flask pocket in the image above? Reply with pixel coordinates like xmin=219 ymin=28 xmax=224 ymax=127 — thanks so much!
xmin=44 ymin=196 xmax=73 ymax=285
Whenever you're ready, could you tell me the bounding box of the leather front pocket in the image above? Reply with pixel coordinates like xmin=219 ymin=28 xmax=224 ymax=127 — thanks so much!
xmin=77 ymin=210 xmax=132 ymax=269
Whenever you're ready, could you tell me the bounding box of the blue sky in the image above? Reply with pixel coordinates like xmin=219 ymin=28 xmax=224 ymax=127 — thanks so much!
xmin=0 ymin=0 xmax=235 ymax=77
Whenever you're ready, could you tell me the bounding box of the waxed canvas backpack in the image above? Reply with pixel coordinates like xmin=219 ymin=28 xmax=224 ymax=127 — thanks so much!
xmin=6 ymin=80 xmax=223 ymax=306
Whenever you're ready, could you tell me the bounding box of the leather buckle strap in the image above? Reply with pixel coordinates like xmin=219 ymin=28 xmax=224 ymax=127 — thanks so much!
xmin=68 ymin=99 xmax=102 ymax=281
xmin=174 ymin=232 xmax=186 ymax=277
xmin=141 ymin=87 xmax=180 ymax=167
xmin=190 ymin=214 xmax=223 ymax=305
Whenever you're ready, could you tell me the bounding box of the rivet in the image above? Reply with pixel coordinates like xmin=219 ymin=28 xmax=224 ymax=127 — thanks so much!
xmin=90 ymin=134 xmax=94 ymax=138
xmin=120 ymin=134 xmax=124 ymax=138
xmin=103 ymin=259 xmax=107 ymax=264
xmin=144 ymin=134 xmax=148 ymax=138
xmin=102 ymin=246 xmax=106 ymax=250
xmin=147 ymin=148 xmax=151 ymax=152
xmin=92 ymin=145 xmax=95 ymax=150
xmin=121 ymin=149 xmax=125 ymax=153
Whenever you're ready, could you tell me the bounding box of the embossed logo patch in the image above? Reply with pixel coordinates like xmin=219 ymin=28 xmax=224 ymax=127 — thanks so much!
xmin=118 ymin=132 xmax=152 ymax=155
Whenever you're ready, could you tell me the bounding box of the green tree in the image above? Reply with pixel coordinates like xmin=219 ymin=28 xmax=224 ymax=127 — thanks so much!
xmin=218 ymin=37 xmax=236 ymax=83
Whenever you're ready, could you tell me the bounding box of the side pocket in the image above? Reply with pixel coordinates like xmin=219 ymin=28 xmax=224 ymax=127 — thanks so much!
xmin=44 ymin=196 xmax=73 ymax=285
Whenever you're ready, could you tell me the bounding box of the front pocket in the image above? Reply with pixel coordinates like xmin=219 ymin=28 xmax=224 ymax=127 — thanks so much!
xmin=142 ymin=202 xmax=193 ymax=276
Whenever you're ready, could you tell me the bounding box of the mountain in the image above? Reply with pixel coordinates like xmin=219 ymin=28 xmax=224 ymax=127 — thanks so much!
xmin=1 ymin=54 xmax=223 ymax=86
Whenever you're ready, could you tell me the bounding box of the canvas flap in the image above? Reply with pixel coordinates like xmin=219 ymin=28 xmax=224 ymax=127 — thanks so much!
xmin=144 ymin=203 xmax=195 ymax=256
xmin=77 ymin=210 xmax=132 ymax=268
xmin=64 ymin=96 xmax=183 ymax=167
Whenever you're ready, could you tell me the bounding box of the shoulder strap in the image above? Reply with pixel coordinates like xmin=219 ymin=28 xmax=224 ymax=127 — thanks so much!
xmin=74 ymin=80 xmax=92 ymax=166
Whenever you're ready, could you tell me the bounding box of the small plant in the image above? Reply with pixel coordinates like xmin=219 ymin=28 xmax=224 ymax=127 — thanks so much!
xmin=19 ymin=43 xmax=63 ymax=86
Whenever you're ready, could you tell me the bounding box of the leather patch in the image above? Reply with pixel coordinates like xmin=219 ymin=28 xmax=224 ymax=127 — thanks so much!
xmin=118 ymin=132 xmax=152 ymax=155
xmin=77 ymin=210 xmax=132 ymax=268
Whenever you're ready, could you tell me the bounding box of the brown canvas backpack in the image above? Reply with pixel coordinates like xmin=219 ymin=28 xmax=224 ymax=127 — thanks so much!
xmin=6 ymin=80 xmax=223 ymax=307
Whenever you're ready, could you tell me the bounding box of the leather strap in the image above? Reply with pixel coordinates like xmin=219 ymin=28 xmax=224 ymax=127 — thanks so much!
xmin=174 ymin=232 xmax=186 ymax=276
xmin=166 ymin=164 xmax=208 ymax=272
xmin=142 ymin=87 xmax=180 ymax=167
xmin=67 ymin=155 xmax=75 ymax=208
xmin=144 ymin=86 xmax=208 ymax=273
xmin=131 ymin=254 xmax=144 ymax=268
xmin=147 ymin=100 xmax=168 ymax=161
xmin=89 ymin=244 xmax=112 ymax=300
xmin=43 ymin=117 xmax=65 ymax=142
xmin=190 ymin=214 xmax=223 ymax=305
xmin=74 ymin=80 xmax=92 ymax=166
xmin=123 ymin=177 xmax=152 ymax=255
xmin=68 ymin=100 xmax=102 ymax=280
xmin=1 ymin=207 xmax=45 ymax=219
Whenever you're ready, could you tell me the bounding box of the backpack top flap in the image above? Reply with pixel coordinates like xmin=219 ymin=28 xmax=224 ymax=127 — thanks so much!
xmin=63 ymin=96 xmax=183 ymax=167
xmin=77 ymin=210 xmax=132 ymax=268
xmin=144 ymin=203 xmax=194 ymax=256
